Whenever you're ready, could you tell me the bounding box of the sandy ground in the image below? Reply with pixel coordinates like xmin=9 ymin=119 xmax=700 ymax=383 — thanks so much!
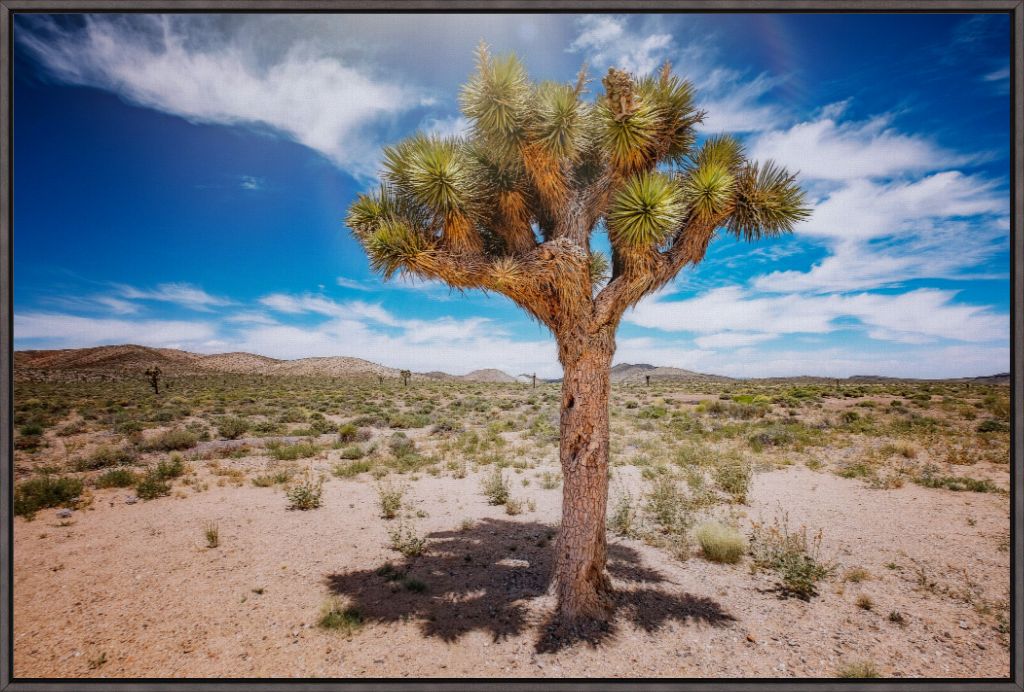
xmin=13 ymin=462 xmax=1010 ymax=679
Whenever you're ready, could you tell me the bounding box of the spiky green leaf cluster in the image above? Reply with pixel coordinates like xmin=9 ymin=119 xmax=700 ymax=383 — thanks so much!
xmin=727 ymin=160 xmax=811 ymax=240
xmin=607 ymin=172 xmax=685 ymax=247
xmin=364 ymin=218 xmax=433 ymax=278
xmin=383 ymin=135 xmax=471 ymax=218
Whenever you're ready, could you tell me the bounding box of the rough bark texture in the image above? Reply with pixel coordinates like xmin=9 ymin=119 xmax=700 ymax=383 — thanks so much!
xmin=551 ymin=328 xmax=616 ymax=620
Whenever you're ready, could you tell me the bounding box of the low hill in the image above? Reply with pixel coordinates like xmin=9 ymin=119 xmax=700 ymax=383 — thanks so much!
xmin=460 ymin=369 xmax=518 ymax=383
xmin=609 ymin=362 xmax=733 ymax=384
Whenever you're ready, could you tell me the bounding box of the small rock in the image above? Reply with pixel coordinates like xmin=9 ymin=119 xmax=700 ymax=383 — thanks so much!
xmin=959 ymin=621 xmax=970 ymax=630
xmin=125 ymin=496 xmax=138 ymax=505
xmin=56 ymin=509 xmax=73 ymax=519
xmin=746 ymin=634 xmax=757 ymax=644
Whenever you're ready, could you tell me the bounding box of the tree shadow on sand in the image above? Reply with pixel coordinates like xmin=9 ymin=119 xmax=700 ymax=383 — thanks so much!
xmin=324 ymin=518 xmax=734 ymax=653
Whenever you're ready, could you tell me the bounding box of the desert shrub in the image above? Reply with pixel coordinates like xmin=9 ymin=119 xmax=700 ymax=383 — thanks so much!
xmin=836 ymin=661 xmax=880 ymax=678
xmin=481 ymin=466 xmax=510 ymax=505
xmin=376 ymin=480 xmax=405 ymax=518
xmin=155 ymin=454 xmax=185 ymax=479
xmin=135 ymin=472 xmax=171 ymax=500
xmin=252 ymin=466 xmax=295 ymax=487
xmin=608 ymin=493 xmax=637 ymax=537
xmin=338 ymin=445 xmax=366 ymax=460
xmin=334 ymin=459 xmax=373 ymax=478
xmin=504 ymin=497 xmax=524 ymax=515
xmin=856 ymin=594 xmax=874 ymax=610
xmin=268 ymin=441 xmax=319 ymax=461
xmin=317 ymin=598 xmax=363 ymax=634
xmin=645 ymin=475 xmax=690 ymax=534
xmin=539 ymin=471 xmax=562 ymax=489
xmin=977 ymin=419 xmax=1009 ymax=434
xmin=695 ymin=521 xmax=746 ymax=563
xmin=75 ymin=444 xmax=138 ymax=471
xmin=337 ymin=423 xmax=359 ymax=442
xmin=14 ymin=475 xmax=84 ymax=518
xmin=388 ymin=521 xmax=426 ymax=556
xmin=286 ymin=473 xmax=324 ymax=510
xmin=713 ymin=457 xmax=752 ymax=503
xmin=749 ymin=512 xmax=832 ymax=599
xmin=143 ymin=428 xmax=199 ymax=452
xmin=19 ymin=422 xmax=45 ymax=436
xmin=217 ymin=416 xmax=250 ymax=440
xmin=388 ymin=432 xmax=416 ymax=458
xmin=913 ymin=470 xmax=997 ymax=493
xmin=56 ymin=420 xmax=87 ymax=436
xmin=203 ymin=522 xmax=219 ymax=548
xmin=94 ymin=468 xmax=137 ymax=488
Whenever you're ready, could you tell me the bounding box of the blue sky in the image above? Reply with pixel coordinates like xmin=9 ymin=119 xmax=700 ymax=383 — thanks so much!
xmin=12 ymin=13 xmax=1011 ymax=378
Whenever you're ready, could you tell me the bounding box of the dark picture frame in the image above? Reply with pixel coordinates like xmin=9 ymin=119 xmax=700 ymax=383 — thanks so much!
xmin=1 ymin=2 xmax=1021 ymax=690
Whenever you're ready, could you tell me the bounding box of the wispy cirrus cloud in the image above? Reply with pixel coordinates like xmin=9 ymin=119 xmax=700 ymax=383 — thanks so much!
xmin=17 ymin=15 xmax=427 ymax=178
xmin=113 ymin=282 xmax=233 ymax=311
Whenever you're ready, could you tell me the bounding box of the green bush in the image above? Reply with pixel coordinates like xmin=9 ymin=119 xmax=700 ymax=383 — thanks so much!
xmin=268 ymin=441 xmax=319 ymax=461
xmin=217 ymin=416 xmax=250 ymax=440
xmin=14 ymin=475 xmax=84 ymax=518
xmin=95 ymin=468 xmax=137 ymax=488
xmin=135 ymin=472 xmax=171 ymax=500
xmin=286 ymin=473 xmax=323 ymax=510
xmin=334 ymin=459 xmax=373 ymax=478
xmin=713 ymin=458 xmax=752 ymax=503
xmin=480 ymin=466 xmax=510 ymax=505
xmin=75 ymin=444 xmax=138 ymax=471
xmin=142 ymin=428 xmax=199 ymax=452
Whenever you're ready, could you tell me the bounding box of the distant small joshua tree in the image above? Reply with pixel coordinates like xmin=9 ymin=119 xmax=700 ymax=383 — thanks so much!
xmin=400 ymin=369 xmax=412 ymax=387
xmin=532 ymin=373 xmax=537 ymax=389
xmin=645 ymin=374 xmax=651 ymax=387
xmin=378 ymin=375 xmax=385 ymax=386
xmin=144 ymin=366 xmax=162 ymax=395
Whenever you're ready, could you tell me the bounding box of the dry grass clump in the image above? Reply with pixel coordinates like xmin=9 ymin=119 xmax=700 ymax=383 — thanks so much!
xmin=695 ymin=521 xmax=746 ymax=563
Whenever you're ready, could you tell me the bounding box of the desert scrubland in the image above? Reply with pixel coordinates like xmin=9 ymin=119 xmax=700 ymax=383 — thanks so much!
xmin=11 ymin=346 xmax=1011 ymax=678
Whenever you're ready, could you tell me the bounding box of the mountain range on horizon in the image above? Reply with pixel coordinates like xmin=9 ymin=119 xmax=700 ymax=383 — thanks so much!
xmin=12 ymin=344 xmax=1011 ymax=386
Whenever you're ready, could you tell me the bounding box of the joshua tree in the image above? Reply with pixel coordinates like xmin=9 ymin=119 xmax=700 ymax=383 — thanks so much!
xmin=346 ymin=46 xmax=809 ymax=621
xmin=400 ymin=369 xmax=412 ymax=387
xmin=143 ymin=366 xmax=162 ymax=395
xmin=645 ymin=374 xmax=651 ymax=387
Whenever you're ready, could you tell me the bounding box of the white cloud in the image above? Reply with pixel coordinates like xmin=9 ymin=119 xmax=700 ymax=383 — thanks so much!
xmin=693 ymin=332 xmax=777 ymax=349
xmin=15 ymin=312 xmax=216 ymax=349
xmin=18 ymin=15 xmax=425 ymax=178
xmin=696 ymin=70 xmax=785 ymax=133
xmin=626 ymin=286 xmax=1007 ymax=345
xmin=749 ymin=112 xmax=965 ymax=182
xmin=115 ymin=282 xmax=233 ymax=311
xmin=797 ymin=172 xmax=1003 ymax=240
xmin=568 ymin=15 xmax=673 ymax=76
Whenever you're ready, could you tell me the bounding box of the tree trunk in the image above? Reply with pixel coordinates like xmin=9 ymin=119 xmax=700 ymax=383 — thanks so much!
xmin=551 ymin=331 xmax=615 ymax=620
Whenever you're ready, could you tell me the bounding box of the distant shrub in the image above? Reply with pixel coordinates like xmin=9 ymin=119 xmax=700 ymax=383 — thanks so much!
xmin=75 ymin=444 xmax=138 ymax=471
xmin=14 ymin=475 xmax=84 ymax=518
xmin=977 ymin=419 xmax=1009 ymax=434
xmin=317 ymin=598 xmax=363 ymax=634
xmin=135 ymin=472 xmax=171 ymax=500
xmin=94 ymin=468 xmax=137 ymax=488
xmin=376 ymin=480 xmax=405 ymax=518
xmin=388 ymin=432 xmax=417 ymax=458
xmin=713 ymin=457 xmax=752 ymax=503
xmin=286 ymin=473 xmax=324 ymax=510
xmin=481 ymin=467 xmax=510 ymax=505
xmin=143 ymin=428 xmax=199 ymax=452
xmin=388 ymin=521 xmax=426 ymax=557
xmin=268 ymin=441 xmax=319 ymax=461
xmin=334 ymin=459 xmax=373 ymax=478
xmin=749 ymin=512 xmax=833 ymax=599
xmin=608 ymin=493 xmax=636 ymax=537
xmin=217 ymin=416 xmax=250 ymax=440
xmin=836 ymin=661 xmax=880 ymax=678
